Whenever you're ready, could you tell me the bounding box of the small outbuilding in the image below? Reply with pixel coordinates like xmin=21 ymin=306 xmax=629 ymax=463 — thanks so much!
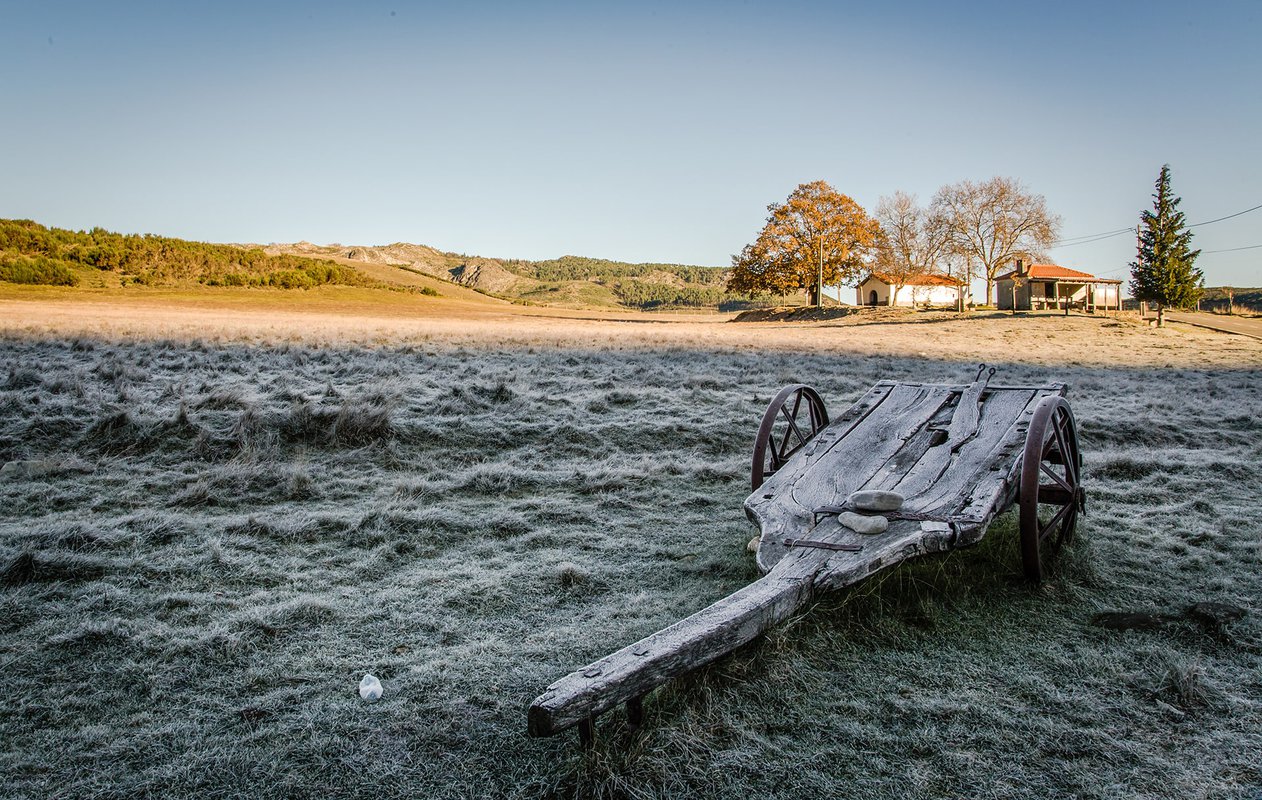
xmin=996 ymin=259 xmax=1122 ymax=311
xmin=856 ymin=272 xmax=963 ymax=308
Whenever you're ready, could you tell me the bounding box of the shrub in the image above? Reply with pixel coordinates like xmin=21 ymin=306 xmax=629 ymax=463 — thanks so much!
xmin=0 ymin=253 xmax=80 ymax=286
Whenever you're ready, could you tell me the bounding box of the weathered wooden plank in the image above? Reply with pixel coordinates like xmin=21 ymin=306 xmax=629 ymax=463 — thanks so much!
xmin=812 ymin=517 xmax=959 ymax=592
xmin=896 ymin=388 xmax=1036 ymax=512
xmin=771 ymin=382 xmax=897 ymax=475
xmin=945 ymin=386 xmax=1069 ymax=544
xmin=910 ymin=387 xmax=1061 ymax=519
xmin=788 ymin=383 xmax=953 ymax=506
xmin=529 ymin=504 xmax=966 ymax=736
xmin=529 ymin=545 xmax=824 ymax=736
xmin=748 ymin=384 xmax=1070 ymax=574
xmin=880 ymin=379 xmax=989 ymax=499
xmin=747 ymin=382 xmax=895 ymax=572
xmin=857 ymin=388 xmax=959 ymax=494
xmin=749 ymin=383 xmax=955 ymax=572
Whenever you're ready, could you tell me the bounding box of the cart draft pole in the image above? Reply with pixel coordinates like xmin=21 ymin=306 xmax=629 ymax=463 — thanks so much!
xmin=528 ymin=561 xmax=814 ymax=743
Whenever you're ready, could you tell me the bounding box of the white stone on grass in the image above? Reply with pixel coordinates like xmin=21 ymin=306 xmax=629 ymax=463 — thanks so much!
xmin=848 ymin=489 xmax=904 ymax=512
xmin=359 ymin=674 xmax=383 ymax=703
xmin=838 ymin=511 xmax=889 ymax=535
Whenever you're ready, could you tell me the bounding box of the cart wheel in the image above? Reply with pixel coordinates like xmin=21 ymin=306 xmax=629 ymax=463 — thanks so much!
xmin=1019 ymin=396 xmax=1085 ymax=582
xmin=751 ymin=385 xmax=828 ymax=491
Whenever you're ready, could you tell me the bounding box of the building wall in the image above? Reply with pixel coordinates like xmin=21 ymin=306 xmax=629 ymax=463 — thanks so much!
xmin=907 ymin=284 xmax=959 ymax=307
xmin=858 ymin=278 xmax=958 ymax=307
xmin=857 ymin=277 xmax=891 ymax=306
xmin=1090 ymin=283 xmax=1121 ymax=308
xmin=997 ymin=278 xmax=1022 ymax=310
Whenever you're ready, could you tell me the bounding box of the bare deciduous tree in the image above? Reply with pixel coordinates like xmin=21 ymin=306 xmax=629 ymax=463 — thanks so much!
xmin=931 ymin=177 xmax=1060 ymax=305
xmin=873 ymin=191 xmax=952 ymax=306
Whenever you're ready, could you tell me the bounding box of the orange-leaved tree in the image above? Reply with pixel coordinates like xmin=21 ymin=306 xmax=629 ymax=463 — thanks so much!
xmin=727 ymin=181 xmax=881 ymax=306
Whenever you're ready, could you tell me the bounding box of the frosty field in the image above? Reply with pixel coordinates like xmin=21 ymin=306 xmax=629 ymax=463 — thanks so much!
xmin=1 ymin=304 xmax=1260 ymax=799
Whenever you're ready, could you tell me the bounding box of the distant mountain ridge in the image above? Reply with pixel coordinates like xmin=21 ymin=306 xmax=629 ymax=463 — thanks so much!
xmin=259 ymin=240 xmax=531 ymax=294
xmin=259 ymin=241 xmax=734 ymax=309
xmin=0 ymin=218 xmax=747 ymax=310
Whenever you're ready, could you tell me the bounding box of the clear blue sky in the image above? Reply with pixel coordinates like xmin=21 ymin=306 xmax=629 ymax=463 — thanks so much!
xmin=3 ymin=1 xmax=1260 ymax=290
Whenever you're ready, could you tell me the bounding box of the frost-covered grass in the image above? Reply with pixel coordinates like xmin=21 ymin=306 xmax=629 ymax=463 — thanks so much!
xmin=1 ymin=313 xmax=1260 ymax=799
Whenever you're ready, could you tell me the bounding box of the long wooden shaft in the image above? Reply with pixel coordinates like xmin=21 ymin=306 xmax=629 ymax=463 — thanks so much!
xmin=528 ymin=568 xmax=814 ymax=737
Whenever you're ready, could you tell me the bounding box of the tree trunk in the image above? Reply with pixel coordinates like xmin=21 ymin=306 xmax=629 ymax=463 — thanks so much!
xmin=1157 ymin=305 xmax=1165 ymax=327
xmin=985 ymin=277 xmax=994 ymax=307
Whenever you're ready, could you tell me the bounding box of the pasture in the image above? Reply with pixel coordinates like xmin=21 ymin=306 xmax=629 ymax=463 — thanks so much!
xmin=1 ymin=302 xmax=1260 ymax=799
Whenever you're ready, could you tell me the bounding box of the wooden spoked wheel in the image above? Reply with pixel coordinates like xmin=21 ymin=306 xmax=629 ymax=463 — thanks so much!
xmin=751 ymin=385 xmax=829 ymax=491
xmin=1019 ymin=396 xmax=1085 ymax=582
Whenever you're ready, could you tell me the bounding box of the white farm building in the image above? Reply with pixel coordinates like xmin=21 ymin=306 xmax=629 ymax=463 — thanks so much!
xmin=856 ymin=272 xmax=963 ymax=308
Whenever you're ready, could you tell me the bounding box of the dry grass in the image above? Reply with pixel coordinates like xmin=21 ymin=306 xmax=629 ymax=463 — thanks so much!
xmin=1 ymin=296 xmax=1260 ymax=799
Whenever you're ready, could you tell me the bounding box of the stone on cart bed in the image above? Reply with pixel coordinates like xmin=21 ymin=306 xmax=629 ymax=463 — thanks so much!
xmin=847 ymin=489 xmax=905 ymax=512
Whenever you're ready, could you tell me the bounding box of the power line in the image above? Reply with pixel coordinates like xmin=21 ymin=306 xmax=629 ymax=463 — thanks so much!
xmin=1190 ymin=203 xmax=1262 ymax=228
xmin=1051 ymin=229 xmax=1135 ymax=249
xmin=1202 ymin=243 xmax=1262 ymax=254
xmin=1050 ymin=201 xmax=1262 ymax=246
xmin=1052 ymin=226 xmax=1133 ymax=245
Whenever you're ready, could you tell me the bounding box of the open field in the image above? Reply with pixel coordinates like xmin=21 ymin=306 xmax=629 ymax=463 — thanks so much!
xmin=2 ymin=295 xmax=1261 ymax=799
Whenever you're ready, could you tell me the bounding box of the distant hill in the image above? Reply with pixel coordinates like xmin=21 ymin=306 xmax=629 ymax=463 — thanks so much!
xmin=1201 ymin=286 xmax=1262 ymax=314
xmin=261 ymin=242 xmax=747 ymax=311
xmin=1 ymin=219 xmax=773 ymax=311
xmin=0 ymin=219 xmax=395 ymax=292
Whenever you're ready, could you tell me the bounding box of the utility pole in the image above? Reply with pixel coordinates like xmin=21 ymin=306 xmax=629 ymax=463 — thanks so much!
xmin=817 ymin=233 xmax=824 ymax=308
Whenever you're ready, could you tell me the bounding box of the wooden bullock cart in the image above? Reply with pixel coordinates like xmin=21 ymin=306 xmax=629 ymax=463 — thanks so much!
xmin=528 ymin=366 xmax=1085 ymax=744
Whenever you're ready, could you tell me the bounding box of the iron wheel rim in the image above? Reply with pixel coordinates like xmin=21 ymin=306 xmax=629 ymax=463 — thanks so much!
xmin=751 ymin=384 xmax=829 ymax=491
xmin=1019 ymin=395 xmax=1084 ymax=582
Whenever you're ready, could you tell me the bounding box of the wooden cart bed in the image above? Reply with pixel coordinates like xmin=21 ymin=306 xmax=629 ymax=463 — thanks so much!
xmin=529 ymin=368 xmax=1085 ymax=743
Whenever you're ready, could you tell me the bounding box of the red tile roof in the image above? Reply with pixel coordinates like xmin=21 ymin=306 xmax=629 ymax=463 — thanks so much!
xmin=865 ymin=272 xmax=962 ymax=287
xmin=995 ymin=263 xmax=1122 ymax=283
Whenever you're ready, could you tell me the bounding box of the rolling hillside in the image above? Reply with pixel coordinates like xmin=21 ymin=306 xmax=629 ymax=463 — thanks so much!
xmin=0 ymin=219 xmax=751 ymax=311
xmin=262 ymin=241 xmax=739 ymax=310
xmin=0 ymin=219 xmax=402 ymax=293
xmin=1201 ymin=286 xmax=1262 ymax=314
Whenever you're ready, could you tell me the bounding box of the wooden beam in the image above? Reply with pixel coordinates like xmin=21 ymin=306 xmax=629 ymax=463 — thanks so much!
xmin=528 ymin=554 xmax=814 ymax=736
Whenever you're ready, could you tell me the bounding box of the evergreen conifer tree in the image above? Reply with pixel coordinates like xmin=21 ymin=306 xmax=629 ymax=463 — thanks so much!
xmin=1129 ymin=165 xmax=1202 ymax=327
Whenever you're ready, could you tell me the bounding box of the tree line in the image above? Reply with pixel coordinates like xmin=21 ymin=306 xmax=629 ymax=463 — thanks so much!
xmin=727 ymin=177 xmax=1060 ymax=306
xmin=503 ymin=254 xmax=728 ymax=285
xmin=0 ymin=219 xmax=376 ymax=289
xmin=729 ymin=167 xmax=1205 ymax=316
xmin=613 ymin=281 xmax=726 ymax=309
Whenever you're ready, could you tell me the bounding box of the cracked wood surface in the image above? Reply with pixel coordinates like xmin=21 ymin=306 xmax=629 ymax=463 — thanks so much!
xmin=528 ymin=381 xmax=1067 ymax=737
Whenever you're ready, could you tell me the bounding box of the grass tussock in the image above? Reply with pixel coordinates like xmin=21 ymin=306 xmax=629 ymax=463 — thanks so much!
xmin=0 ymin=320 xmax=1259 ymax=799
